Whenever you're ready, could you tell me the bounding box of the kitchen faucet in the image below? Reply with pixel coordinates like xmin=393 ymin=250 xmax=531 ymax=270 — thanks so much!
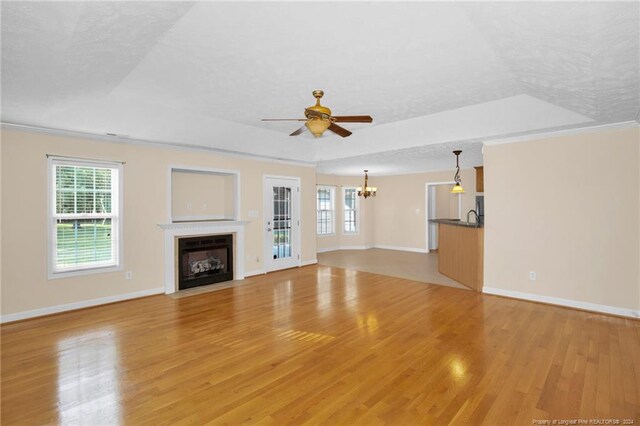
xmin=466 ymin=209 xmax=479 ymax=227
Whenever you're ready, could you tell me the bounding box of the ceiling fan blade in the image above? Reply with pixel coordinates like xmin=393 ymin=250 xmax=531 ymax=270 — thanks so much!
xmin=328 ymin=123 xmax=352 ymax=138
xmin=290 ymin=125 xmax=307 ymax=136
xmin=332 ymin=115 xmax=373 ymax=123
xmin=262 ymin=118 xmax=306 ymax=121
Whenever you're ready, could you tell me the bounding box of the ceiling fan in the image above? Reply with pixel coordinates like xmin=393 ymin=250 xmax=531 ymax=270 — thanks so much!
xmin=261 ymin=90 xmax=373 ymax=138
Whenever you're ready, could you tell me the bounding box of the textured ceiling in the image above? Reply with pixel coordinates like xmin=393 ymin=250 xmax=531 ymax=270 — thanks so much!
xmin=2 ymin=1 xmax=638 ymax=174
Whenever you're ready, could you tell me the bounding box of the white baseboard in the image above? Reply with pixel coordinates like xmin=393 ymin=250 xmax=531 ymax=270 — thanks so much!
xmin=483 ymin=286 xmax=640 ymax=319
xmin=0 ymin=287 xmax=165 ymax=324
xmin=246 ymin=261 xmax=316 ymax=276
xmin=317 ymin=245 xmax=427 ymax=254
xmin=245 ymin=269 xmax=266 ymax=277
xmin=317 ymin=246 xmax=339 ymax=253
xmin=317 ymin=245 xmax=373 ymax=253
xmin=373 ymin=245 xmax=428 ymax=253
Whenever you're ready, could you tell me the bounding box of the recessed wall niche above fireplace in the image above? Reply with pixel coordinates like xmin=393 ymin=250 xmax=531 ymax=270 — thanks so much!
xmin=178 ymin=234 xmax=233 ymax=290
xmin=170 ymin=166 xmax=240 ymax=223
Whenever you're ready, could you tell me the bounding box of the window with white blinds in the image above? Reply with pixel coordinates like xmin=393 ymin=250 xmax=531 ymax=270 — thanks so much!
xmin=343 ymin=187 xmax=359 ymax=234
xmin=48 ymin=157 xmax=123 ymax=278
xmin=316 ymin=186 xmax=335 ymax=235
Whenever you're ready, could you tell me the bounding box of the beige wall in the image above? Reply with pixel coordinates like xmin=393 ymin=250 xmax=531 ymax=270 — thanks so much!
xmin=0 ymin=138 xmax=2 ymax=299
xmin=373 ymin=169 xmax=477 ymax=250
xmin=1 ymin=129 xmax=316 ymax=316
xmin=484 ymin=126 xmax=640 ymax=310
xmin=316 ymin=174 xmax=375 ymax=250
xmin=171 ymin=171 xmax=235 ymax=220
xmin=435 ymin=184 xmax=458 ymax=219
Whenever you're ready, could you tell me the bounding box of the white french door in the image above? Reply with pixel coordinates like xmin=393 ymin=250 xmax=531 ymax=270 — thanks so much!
xmin=264 ymin=176 xmax=300 ymax=272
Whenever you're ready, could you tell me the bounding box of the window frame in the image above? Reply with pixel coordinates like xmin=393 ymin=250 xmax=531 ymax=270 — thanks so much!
xmin=47 ymin=156 xmax=124 ymax=280
xmin=342 ymin=186 xmax=360 ymax=235
xmin=316 ymin=185 xmax=335 ymax=236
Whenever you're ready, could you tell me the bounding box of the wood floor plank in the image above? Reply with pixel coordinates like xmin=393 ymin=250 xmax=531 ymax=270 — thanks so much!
xmin=1 ymin=265 xmax=639 ymax=425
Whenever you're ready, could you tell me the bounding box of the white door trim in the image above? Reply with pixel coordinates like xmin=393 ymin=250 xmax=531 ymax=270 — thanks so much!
xmin=424 ymin=181 xmax=461 ymax=253
xmin=263 ymin=175 xmax=302 ymax=272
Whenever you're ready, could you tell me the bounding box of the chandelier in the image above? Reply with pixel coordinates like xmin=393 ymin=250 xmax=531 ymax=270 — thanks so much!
xmin=357 ymin=169 xmax=377 ymax=198
xmin=450 ymin=150 xmax=465 ymax=194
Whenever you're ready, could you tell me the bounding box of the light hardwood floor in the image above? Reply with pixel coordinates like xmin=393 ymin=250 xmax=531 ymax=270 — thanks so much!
xmin=2 ymin=265 xmax=639 ymax=425
xmin=318 ymin=248 xmax=467 ymax=290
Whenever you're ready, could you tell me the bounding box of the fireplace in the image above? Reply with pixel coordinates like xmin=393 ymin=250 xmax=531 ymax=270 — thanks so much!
xmin=178 ymin=234 xmax=233 ymax=290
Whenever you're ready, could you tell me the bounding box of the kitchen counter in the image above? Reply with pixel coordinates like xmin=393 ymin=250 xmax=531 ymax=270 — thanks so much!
xmin=429 ymin=218 xmax=483 ymax=228
xmin=434 ymin=221 xmax=484 ymax=291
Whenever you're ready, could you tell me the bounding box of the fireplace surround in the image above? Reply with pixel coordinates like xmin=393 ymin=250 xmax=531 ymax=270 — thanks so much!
xmin=158 ymin=221 xmax=248 ymax=294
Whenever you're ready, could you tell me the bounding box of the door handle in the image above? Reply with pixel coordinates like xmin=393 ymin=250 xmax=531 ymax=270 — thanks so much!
xmin=267 ymin=228 xmax=272 ymax=232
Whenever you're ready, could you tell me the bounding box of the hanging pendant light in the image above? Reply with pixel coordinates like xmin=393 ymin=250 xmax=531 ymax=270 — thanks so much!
xmin=450 ymin=150 xmax=465 ymax=194
xmin=357 ymin=169 xmax=377 ymax=198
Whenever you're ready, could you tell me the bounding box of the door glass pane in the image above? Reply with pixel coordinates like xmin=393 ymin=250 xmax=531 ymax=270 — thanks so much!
xmin=272 ymin=186 xmax=292 ymax=259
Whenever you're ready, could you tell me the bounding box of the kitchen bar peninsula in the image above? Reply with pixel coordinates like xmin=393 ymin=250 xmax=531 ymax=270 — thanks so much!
xmin=430 ymin=219 xmax=484 ymax=291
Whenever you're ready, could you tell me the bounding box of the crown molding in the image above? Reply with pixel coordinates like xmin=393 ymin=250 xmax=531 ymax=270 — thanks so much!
xmin=4 ymin=120 xmax=636 ymax=173
xmin=482 ymin=121 xmax=638 ymax=147
xmin=0 ymin=122 xmax=317 ymax=168
xmin=317 ymin=121 xmax=638 ymax=176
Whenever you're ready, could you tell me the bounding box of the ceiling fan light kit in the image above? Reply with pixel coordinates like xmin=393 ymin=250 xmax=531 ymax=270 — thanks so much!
xmin=305 ymin=118 xmax=332 ymax=137
xmin=262 ymin=90 xmax=373 ymax=138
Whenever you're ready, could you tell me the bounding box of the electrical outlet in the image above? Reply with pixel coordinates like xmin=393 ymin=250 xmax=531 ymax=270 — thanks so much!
xmin=529 ymin=271 xmax=536 ymax=281
xmin=255 ymin=256 xmax=260 ymax=263
xmin=186 ymin=203 xmax=192 ymax=211
xmin=125 ymin=271 xmax=133 ymax=280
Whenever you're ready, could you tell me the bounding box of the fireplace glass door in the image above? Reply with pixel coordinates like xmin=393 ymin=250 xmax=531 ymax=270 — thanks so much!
xmin=178 ymin=234 xmax=233 ymax=290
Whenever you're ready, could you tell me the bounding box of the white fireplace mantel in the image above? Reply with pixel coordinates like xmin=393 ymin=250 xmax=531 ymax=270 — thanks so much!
xmin=158 ymin=220 xmax=249 ymax=294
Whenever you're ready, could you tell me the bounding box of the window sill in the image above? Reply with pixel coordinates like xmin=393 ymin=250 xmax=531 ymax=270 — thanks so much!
xmin=48 ymin=264 xmax=122 ymax=280
xmin=317 ymin=233 xmax=336 ymax=237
